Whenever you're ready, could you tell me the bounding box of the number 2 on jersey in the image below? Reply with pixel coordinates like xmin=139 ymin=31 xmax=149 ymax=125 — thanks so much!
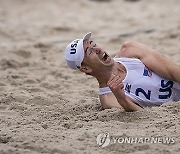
xmin=135 ymin=88 xmax=151 ymax=100
xmin=135 ymin=80 xmax=174 ymax=100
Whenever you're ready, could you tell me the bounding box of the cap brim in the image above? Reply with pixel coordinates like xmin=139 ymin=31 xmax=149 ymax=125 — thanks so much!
xmin=83 ymin=32 xmax=91 ymax=41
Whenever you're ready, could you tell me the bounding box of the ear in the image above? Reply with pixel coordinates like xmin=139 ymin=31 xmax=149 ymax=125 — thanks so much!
xmin=79 ymin=66 xmax=92 ymax=74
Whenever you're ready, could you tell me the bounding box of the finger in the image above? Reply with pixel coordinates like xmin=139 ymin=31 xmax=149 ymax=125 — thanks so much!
xmin=111 ymin=81 xmax=124 ymax=90
xmin=108 ymin=74 xmax=123 ymax=86
xmin=107 ymin=75 xmax=120 ymax=86
xmin=114 ymin=77 xmax=123 ymax=85
xmin=107 ymin=74 xmax=116 ymax=85
xmin=109 ymin=76 xmax=119 ymax=86
xmin=114 ymin=82 xmax=124 ymax=89
xmin=109 ymin=82 xmax=118 ymax=89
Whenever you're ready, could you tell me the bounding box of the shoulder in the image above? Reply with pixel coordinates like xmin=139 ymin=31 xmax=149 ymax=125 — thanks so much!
xmin=115 ymin=41 xmax=151 ymax=59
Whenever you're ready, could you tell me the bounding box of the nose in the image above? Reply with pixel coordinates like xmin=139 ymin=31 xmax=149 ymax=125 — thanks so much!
xmin=93 ymin=47 xmax=101 ymax=54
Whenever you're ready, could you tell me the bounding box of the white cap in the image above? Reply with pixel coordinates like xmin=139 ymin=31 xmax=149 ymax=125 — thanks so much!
xmin=65 ymin=32 xmax=91 ymax=70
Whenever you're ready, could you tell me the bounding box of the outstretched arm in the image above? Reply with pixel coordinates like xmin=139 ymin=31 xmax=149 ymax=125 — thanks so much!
xmin=115 ymin=41 xmax=180 ymax=84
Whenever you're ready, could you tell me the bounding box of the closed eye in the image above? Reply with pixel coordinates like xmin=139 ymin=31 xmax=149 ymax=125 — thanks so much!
xmin=90 ymin=41 xmax=96 ymax=47
xmin=87 ymin=41 xmax=96 ymax=55
xmin=89 ymin=48 xmax=93 ymax=55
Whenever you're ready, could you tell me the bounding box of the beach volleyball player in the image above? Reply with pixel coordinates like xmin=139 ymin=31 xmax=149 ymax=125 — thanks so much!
xmin=65 ymin=32 xmax=180 ymax=111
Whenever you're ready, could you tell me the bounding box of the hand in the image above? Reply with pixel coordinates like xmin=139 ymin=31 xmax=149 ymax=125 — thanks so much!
xmin=107 ymin=74 xmax=125 ymax=98
xmin=107 ymin=73 xmax=142 ymax=111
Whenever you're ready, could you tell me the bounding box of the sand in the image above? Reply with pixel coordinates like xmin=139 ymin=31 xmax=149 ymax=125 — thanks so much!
xmin=0 ymin=0 xmax=180 ymax=153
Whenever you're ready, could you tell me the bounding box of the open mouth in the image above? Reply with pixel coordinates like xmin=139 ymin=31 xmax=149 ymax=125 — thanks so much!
xmin=102 ymin=52 xmax=109 ymax=61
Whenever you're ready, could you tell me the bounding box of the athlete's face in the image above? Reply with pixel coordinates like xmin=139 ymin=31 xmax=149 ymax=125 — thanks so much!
xmin=82 ymin=39 xmax=114 ymax=71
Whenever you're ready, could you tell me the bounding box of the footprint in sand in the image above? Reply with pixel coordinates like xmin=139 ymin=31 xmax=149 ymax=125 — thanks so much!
xmin=14 ymin=49 xmax=31 ymax=59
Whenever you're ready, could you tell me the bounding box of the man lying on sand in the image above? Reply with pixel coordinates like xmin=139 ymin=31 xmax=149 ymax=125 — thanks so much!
xmin=65 ymin=32 xmax=180 ymax=111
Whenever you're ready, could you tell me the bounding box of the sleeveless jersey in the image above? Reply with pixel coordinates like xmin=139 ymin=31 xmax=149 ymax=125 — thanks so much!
xmin=99 ymin=58 xmax=180 ymax=107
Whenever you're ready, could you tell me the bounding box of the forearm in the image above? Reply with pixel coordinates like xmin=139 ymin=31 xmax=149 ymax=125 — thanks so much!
xmin=141 ymin=46 xmax=180 ymax=84
xmin=146 ymin=51 xmax=180 ymax=84
xmin=99 ymin=93 xmax=123 ymax=109
xmin=171 ymin=64 xmax=180 ymax=84
xmin=99 ymin=91 xmax=142 ymax=111
xmin=115 ymin=94 xmax=142 ymax=112
xmin=117 ymin=41 xmax=180 ymax=84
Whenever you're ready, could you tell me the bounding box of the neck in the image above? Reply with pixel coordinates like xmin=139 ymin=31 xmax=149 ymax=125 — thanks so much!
xmin=95 ymin=71 xmax=112 ymax=87
xmin=94 ymin=61 xmax=126 ymax=88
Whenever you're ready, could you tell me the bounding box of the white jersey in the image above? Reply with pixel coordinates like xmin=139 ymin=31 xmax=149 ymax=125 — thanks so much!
xmin=99 ymin=58 xmax=180 ymax=107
